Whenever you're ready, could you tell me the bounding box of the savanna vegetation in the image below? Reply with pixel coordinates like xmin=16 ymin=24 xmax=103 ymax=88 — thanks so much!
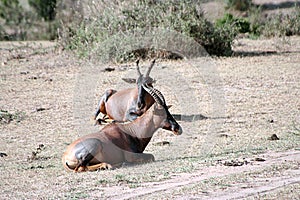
xmin=0 ymin=0 xmax=299 ymax=59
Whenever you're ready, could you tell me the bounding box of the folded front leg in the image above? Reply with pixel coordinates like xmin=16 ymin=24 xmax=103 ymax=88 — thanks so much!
xmin=86 ymin=163 xmax=113 ymax=171
xmin=124 ymin=152 xmax=155 ymax=164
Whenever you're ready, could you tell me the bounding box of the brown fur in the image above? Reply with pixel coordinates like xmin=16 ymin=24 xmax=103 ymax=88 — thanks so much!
xmin=93 ymin=60 xmax=156 ymax=123
xmin=62 ymin=103 xmax=182 ymax=172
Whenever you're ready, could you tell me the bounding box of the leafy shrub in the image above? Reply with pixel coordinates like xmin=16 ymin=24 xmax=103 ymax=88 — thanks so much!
xmin=0 ymin=0 xmax=35 ymax=40
xmin=223 ymin=3 xmax=300 ymax=39
xmin=0 ymin=0 xmax=58 ymax=40
xmin=215 ymin=13 xmax=250 ymax=33
xmin=244 ymin=5 xmax=263 ymax=38
xmin=262 ymin=7 xmax=300 ymax=37
xmin=61 ymin=0 xmax=237 ymax=61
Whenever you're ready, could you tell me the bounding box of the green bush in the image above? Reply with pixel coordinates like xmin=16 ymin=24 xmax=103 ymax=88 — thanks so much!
xmin=215 ymin=13 xmax=250 ymax=33
xmin=262 ymin=7 xmax=300 ymax=37
xmin=0 ymin=0 xmax=34 ymax=40
xmin=61 ymin=0 xmax=237 ymax=61
xmin=0 ymin=0 xmax=58 ymax=40
xmin=245 ymin=5 xmax=263 ymax=38
xmin=223 ymin=3 xmax=300 ymax=39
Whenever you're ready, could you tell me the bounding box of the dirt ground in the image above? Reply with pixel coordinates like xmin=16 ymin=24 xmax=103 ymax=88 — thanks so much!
xmin=0 ymin=33 xmax=299 ymax=199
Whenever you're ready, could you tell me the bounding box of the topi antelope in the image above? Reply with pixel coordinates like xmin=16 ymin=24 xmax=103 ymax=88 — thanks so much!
xmin=62 ymin=85 xmax=182 ymax=172
xmin=93 ymin=60 xmax=156 ymax=124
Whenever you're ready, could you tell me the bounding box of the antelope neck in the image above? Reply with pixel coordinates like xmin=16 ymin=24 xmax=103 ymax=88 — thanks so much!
xmin=118 ymin=105 xmax=161 ymax=139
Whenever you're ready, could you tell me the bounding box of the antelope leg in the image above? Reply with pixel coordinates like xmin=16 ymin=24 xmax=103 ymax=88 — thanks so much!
xmin=124 ymin=152 xmax=155 ymax=164
xmin=93 ymin=89 xmax=116 ymax=120
xmin=94 ymin=115 xmax=110 ymax=125
xmin=73 ymin=163 xmax=112 ymax=172
xmin=74 ymin=163 xmax=112 ymax=172
xmin=86 ymin=163 xmax=113 ymax=171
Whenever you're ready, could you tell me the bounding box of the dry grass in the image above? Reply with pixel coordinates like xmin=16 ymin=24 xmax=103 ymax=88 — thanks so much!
xmin=0 ymin=36 xmax=300 ymax=199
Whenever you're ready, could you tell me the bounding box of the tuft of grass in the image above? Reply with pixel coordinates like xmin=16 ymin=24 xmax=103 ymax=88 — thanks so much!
xmin=0 ymin=109 xmax=25 ymax=124
xmin=288 ymin=122 xmax=300 ymax=136
xmin=27 ymin=144 xmax=46 ymax=162
xmin=65 ymin=192 xmax=90 ymax=200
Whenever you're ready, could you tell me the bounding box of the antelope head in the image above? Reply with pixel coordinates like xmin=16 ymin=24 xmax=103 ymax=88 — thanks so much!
xmin=135 ymin=59 xmax=156 ymax=110
xmin=142 ymin=84 xmax=183 ymax=135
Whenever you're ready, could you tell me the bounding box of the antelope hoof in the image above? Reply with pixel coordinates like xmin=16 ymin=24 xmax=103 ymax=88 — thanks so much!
xmin=75 ymin=166 xmax=87 ymax=172
xmin=90 ymin=116 xmax=100 ymax=125
xmin=88 ymin=163 xmax=112 ymax=171
xmin=98 ymin=163 xmax=112 ymax=170
xmin=93 ymin=118 xmax=109 ymax=126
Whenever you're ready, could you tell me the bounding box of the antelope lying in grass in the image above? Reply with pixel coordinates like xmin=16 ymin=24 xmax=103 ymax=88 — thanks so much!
xmin=93 ymin=60 xmax=156 ymax=124
xmin=62 ymin=85 xmax=182 ymax=172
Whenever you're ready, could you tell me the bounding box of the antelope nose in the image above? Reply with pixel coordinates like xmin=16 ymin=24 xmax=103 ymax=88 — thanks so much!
xmin=177 ymin=126 xmax=183 ymax=135
xmin=173 ymin=125 xmax=183 ymax=135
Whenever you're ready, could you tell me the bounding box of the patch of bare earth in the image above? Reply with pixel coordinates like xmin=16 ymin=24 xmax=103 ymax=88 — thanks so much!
xmin=0 ymin=36 xmax=299 ymax=199
xmin=100 ymin=150 xmax=300 ymax=199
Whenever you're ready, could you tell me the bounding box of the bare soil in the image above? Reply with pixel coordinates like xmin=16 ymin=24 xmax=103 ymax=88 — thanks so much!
xmin=0 ymin=35 xmax=300 ymax=199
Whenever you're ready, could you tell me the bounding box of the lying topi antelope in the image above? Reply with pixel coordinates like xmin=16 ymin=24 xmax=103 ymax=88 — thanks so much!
xmin=62 ymin=85 xmax=182 ymax=172
xmin=93 ymin=59 xmax=156 ymax=124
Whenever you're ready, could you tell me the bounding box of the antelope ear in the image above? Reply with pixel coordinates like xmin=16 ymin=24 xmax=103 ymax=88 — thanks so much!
xmin=122 ymin=78 xmax=136 ymax=84
xmin=167 ymin=105 xmax=172 ymax=109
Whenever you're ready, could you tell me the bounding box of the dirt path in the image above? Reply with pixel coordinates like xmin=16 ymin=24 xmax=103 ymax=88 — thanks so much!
xmin=99 ymin=150 xmax=300 ymax=199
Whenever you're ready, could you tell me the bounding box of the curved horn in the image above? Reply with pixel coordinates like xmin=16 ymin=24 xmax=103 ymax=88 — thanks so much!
xmin=150 ymin=87 xmax=166 ymax=105
xmin=136 ymin=59 xmax=142 ymax=76
xmin=142 ymin=84 xmax=165 ymax=106
xmin=145 ymin=59 xmax=155 ymax=77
